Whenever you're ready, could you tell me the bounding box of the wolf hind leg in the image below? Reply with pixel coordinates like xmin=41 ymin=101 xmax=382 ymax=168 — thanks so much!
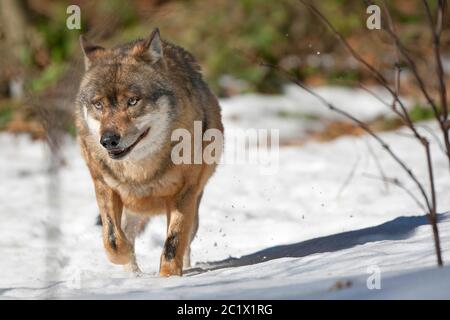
xmin=183 ymin=211 xmax=199 ymax=268
xmin=121 ymin=211 xmax=149 ymax=275
xmin=183 ymin=191 xmax=202 ymax=268
xmin=179 ymin=191 xmax=202 ymax=269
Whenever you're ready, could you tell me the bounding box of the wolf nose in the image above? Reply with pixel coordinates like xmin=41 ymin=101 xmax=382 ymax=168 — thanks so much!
xmin=100 ymin=131 xmax=121 ymax=149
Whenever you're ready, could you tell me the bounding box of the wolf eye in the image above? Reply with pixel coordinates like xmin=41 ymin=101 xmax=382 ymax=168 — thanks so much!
xmin=128 ymin=97 xmax=140 ymax=106
xmin=93 ymin=101 xmax=103 ymax=110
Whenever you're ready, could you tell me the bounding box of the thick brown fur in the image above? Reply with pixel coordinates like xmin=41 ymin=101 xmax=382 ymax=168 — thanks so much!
xmin=75 ymin=29 xmax=223 ymax=276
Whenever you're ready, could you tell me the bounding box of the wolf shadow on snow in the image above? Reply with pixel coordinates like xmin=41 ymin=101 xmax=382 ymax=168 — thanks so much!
xmin=185 ymin=213 xmax=448 ymax=275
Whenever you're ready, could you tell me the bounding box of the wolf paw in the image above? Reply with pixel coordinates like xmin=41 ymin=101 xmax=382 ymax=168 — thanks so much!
xmin=123 ymin=261 xmax=143 ymax=276
xmin=159 ymin=261 xmax=182 ymax=277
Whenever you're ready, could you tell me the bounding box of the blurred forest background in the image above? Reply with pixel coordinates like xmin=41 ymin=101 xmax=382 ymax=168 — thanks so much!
xmin=0 ymin=0 xmax=449 ymax=140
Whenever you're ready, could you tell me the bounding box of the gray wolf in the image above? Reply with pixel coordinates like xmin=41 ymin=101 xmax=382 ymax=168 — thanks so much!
xmin=75 ymin=28 xmax=223 ymax=276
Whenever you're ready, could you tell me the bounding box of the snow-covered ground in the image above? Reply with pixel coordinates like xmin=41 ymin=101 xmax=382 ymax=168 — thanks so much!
xmin=221 ymin=84 xmax=408 ymax=140
xmin=0 ymin=86 xmax=449 ymax=299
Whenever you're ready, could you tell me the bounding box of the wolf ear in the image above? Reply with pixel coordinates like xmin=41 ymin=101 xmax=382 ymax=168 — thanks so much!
xmin=143 ymin=28 xmax=163 ymax=63
xmin=79 ymin=35 xmax=105 ymax=70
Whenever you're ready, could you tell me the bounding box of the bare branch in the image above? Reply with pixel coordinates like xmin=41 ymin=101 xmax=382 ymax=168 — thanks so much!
xmin=358 ymin=84 xmax=392 ymax=109
xmin=423 ymin=0 xmax=448 ymax=121
xmin=290 ymin=0 xmax=444 ymax=266
xmin=362 ymin=173 xmax=427 ymax=213
xmin=262 ymin=61 xmax=432 ymax=214
xmin=378 ymin=2 xmax=440 ymax=118
xmin=423 ymin=0 xmax=450 ymax=173
xmin=380 ymin=1 xmax=401 ymax=111
xmin=299 ymin=1 xmax=426 ymax=145
xmin=299 ymin=0 xmax=388 ymax=87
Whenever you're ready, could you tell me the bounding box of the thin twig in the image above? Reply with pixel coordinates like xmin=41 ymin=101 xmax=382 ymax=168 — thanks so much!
xmin=423 ymin=0 xmax=450 ymax=172
xmin=358 ymin=84 xmax=394 ymax=109
xmin=380 ymin=0 xmax=443 ymax=265
xmin=262 ymin=61 xmax=432 ymax=214
xmin=300 ymin=0 xmax=424 ymax=143
xmin=380 ymin=1 xmax=401 ymax=112
xmin=416 ymin=123 xmax=446 ymax=154
xmin=364 ymin=139 xmax=389 ymax=192
xmin=336 ymin=154 xmax=361 ymax=197
xmin=295 ymin=0 xmax=444 ymax=266
xmin=362 ymin=173 xmax=427 ymax=213
xmin=423 ymin=0 xmax=448 ymax=121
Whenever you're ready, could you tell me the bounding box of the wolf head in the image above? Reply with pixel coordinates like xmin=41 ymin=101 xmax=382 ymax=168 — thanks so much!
xmin=77 ymin=28 xmax=177 ymax=161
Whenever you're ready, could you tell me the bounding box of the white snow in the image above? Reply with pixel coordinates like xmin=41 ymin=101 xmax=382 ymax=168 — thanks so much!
xmin=0 ymin=87 xmax=449 ymax=299
xmin=221 ymin=84 xmax=410 ymax=140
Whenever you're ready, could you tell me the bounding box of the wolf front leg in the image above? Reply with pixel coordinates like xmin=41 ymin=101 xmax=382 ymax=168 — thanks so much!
xmin=93 ymin=179 xmax=133 ymax=265
xmin=160 ymin=190 xmax=199 ymax=276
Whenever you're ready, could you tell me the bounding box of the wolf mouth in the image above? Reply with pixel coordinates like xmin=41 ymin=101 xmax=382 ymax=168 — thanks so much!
xmin=108 ymin=127 xmax=150 ymax=160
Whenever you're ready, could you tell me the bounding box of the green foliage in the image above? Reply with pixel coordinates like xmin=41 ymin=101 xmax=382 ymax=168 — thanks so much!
xmin=409 ymin=104 xmax=440 ymax=122
xmin=0 ymin=102 xmax=13 ymax=130
xmin=99 ymin=0 xmax=138 ymax=28
xmin=36 ymin=2 xmax=79 ymax=63
xmin=5 ymin=0 xmax=443 ymax=101
xmin=0 ymin=0 xmax=446 ymax=136
xmin=317 ymin=0 xmax=363 ymax=36
xmin=155 ymin=0 xmax=374 ymax=94
xmin=30 ymin=63 xmax=67 ymax=93
xmin=65 ymin=123 xmax=77 ymax=138
xmin=277 ymin=110 xmax=320 ymax=121
xmin=19 ymin=47 xmax=34 ymax=67
xmin=397 ymin=14 xmax=422 ymax=24
xmin=164 ymin=0 xmax=292 ymax=94
xmin=372 ymin=103 xmax=449 ymax=132
xmin=327 ymin=70 xmax=360 ymax=86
